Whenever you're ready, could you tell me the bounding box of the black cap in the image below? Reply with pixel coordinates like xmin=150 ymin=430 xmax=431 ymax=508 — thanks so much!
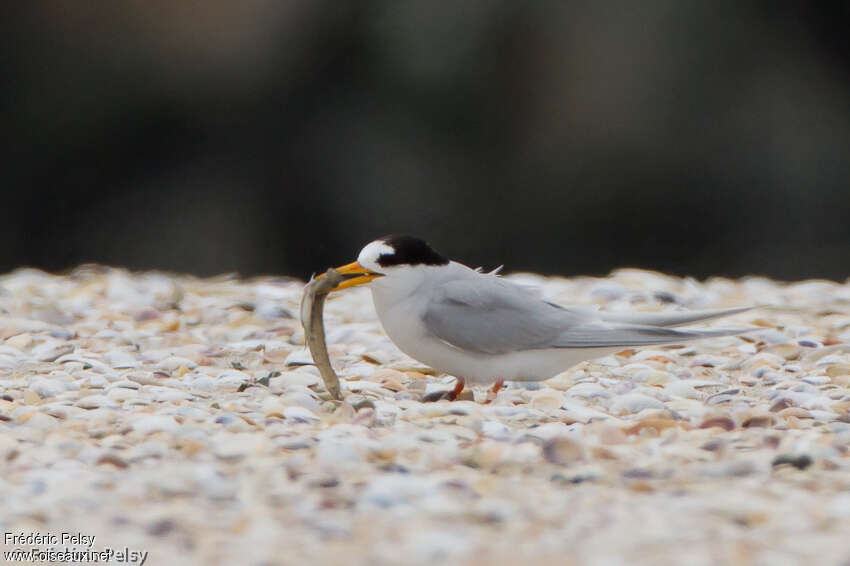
xmin=376 ymin=235 xmax=449 ymax=267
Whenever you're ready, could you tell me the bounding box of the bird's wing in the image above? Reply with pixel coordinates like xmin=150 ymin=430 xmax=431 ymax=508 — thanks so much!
xmin=423 ymin=277 xmax=748 ymax=354
xmin=422 ymin=277 xmax=589 ymax=355
xmin=595 ymin=306 xmax=752 ymax=327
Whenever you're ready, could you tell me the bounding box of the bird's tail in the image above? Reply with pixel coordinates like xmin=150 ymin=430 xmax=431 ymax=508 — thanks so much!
xmin=597 ymin=306 xmax=752 ymax=328
xmin=555 ymin=321 xmax=752 ymax=349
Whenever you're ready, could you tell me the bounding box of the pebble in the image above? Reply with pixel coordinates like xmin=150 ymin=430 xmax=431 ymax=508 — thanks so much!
xmin=22 ymin=412 xmax=60 ymax=429
xmin=361 ymin=475 xmax=435 ymax=508
xmin=772 ymin=453 xmax=813 ymax=470
xmin=216 ymin=369 xmax=251 ymax=387
xmin=283 ymin=406 xmax=320 ymax=423
xmin=189 ymin=376 xmax=218 ymax=391
xmin=103 ymin=350 xmax=139 ymax=368
xmin=529 ymin=390 xmax=564 ymax=411
xmin=662 ymin=380 xmax=701 ymax=399
xmin=107 ymin=387 xmax=138 ymax=402
xmin=268 ymin=371 xmax=319 ymax=390
xmin=561 ymin=400 xmax=615 ymax=423
xmin=132 ymin=415 xmax=179 ymax=434
xmin=700 ymin=416 xmax=736 ymax=431
xmin=542 ymin=436 xmax=585 ymax=465
xmin=567 ymin=382 xmax=610 ymax=399
xmin=284 ymin=349 xmax=314 ymax=367
xmin=826 ymin=364 xmax=850 ymax=377
xmin=75 ymin=394 xmax=117 ymax=409
xmin=76 ymin=371 xmax=109 ymax=388
xmin=481 ymin=420 xmax=512 ymax=440
xmin=29 ymin=378 xmax=67 ymax=399
xmin=32 ymin=342 xmax=74 ymax=362
xmin=212 ymin=433 xmax=264 ymax=460
xmin=609 ymin=393 xmax=666 ymax=415
xmin=280 ymin=391 xmax=322 ymax=412
xmin=158 ymin=355 xmax=197 ymax=371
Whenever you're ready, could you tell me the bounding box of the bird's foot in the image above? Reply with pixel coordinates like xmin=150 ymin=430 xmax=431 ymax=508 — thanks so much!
xmin=445 ymin=377 xmax=466 ymax=401
xmin=484 ymin=379 xmax=505 ymax=404
xmin=422 ymin=378 xmax=470 ymax=402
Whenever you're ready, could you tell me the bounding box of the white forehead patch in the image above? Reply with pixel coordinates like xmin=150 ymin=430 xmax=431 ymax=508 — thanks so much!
xmin=357 ymin=241 xmax=395 ymax=272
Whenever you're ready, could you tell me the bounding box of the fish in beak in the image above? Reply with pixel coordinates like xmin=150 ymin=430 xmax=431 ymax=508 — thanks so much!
xmin=319 ymin=261 xmax=383 ymax=292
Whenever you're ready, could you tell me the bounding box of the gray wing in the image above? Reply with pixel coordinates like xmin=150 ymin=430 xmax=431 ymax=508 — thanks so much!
xmin=422 ymin=277 xmax=589 ymax=355
xmin=423 ymin=277 xmax=747 ymax=355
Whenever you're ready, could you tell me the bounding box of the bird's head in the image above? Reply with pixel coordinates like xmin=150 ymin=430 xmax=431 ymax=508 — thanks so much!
xmin=324 ymin=235 xmax=449 ymax=292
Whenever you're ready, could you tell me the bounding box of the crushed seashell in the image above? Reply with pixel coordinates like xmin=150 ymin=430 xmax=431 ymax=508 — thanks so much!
xmin=0 ymin=266 xmax=847 ymax=565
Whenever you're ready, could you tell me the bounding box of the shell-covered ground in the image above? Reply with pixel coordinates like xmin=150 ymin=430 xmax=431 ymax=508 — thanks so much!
xmin=2 ymin=266 xmax=850 ymax=566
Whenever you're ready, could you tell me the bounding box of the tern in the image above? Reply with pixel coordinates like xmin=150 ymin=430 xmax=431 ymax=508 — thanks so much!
xmin=325 ymin=235 xmax=749 ymax=400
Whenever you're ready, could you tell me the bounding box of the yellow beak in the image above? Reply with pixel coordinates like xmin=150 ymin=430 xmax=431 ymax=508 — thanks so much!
xmin=320 ymin=261 xmax=383 ymax=291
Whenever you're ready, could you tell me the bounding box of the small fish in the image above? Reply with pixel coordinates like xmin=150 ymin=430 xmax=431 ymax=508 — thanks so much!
xmin=300 ymin=268 xmax=348 ymax=400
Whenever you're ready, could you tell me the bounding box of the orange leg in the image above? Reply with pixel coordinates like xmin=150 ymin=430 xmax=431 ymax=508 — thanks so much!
xmin=446 ymin=377 xmax=465 ymax=401
xmin=484 ymin=379 xmax=505 ymax=404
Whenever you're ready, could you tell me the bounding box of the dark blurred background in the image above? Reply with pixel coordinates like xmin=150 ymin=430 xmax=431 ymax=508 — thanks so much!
xmin=3 ymin=1 xmax=850 ymax=281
